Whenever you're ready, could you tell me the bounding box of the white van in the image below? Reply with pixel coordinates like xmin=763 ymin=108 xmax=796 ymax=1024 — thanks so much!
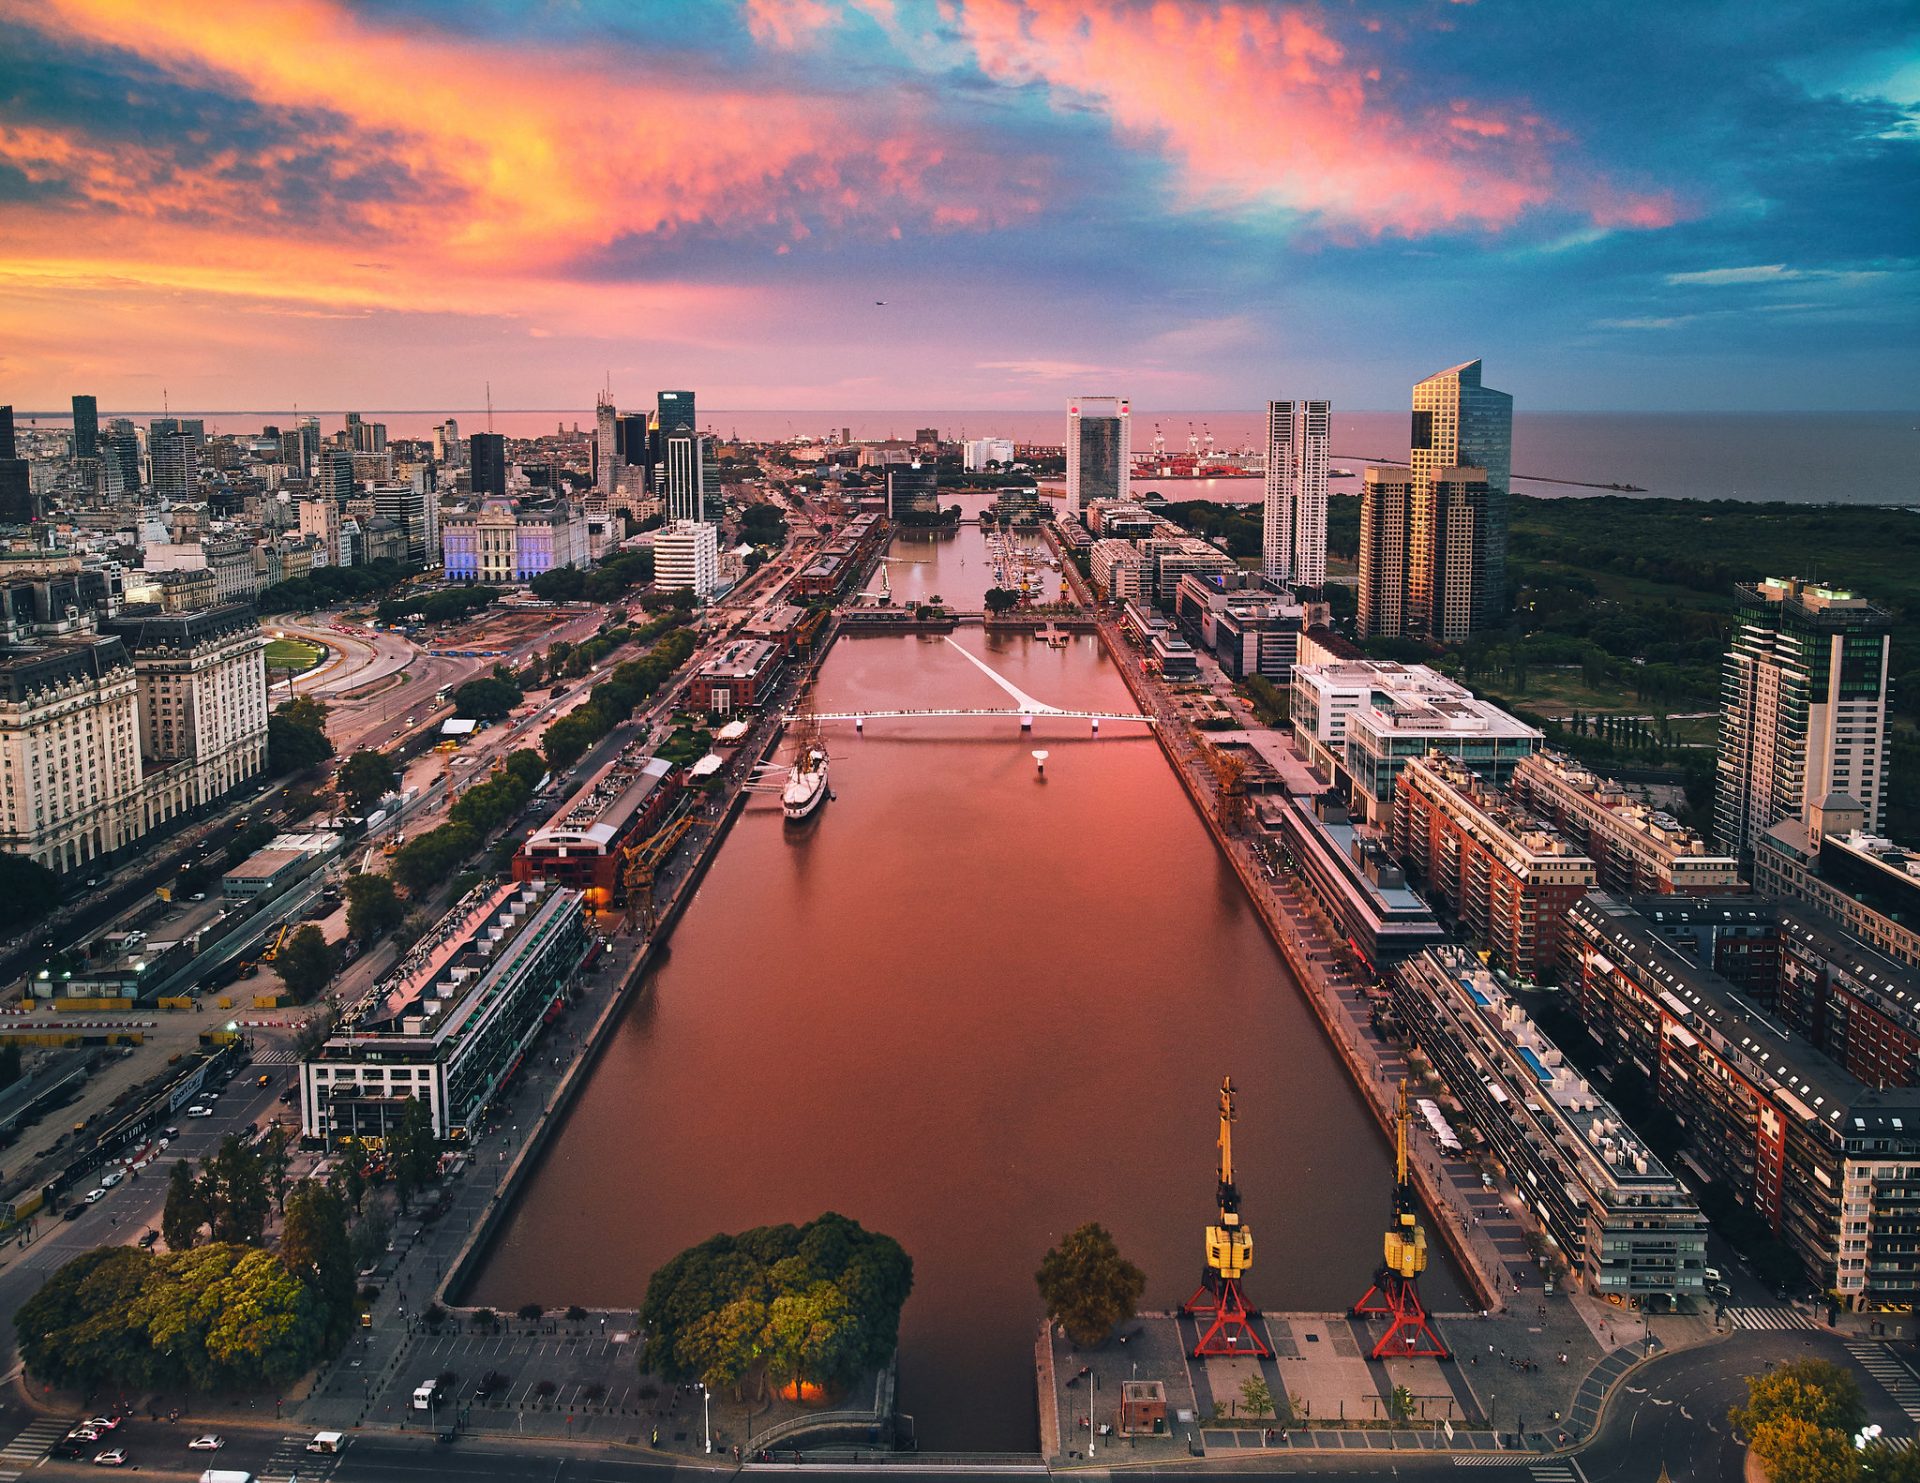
xmin=199 ymin=1470 xmax=256 ymax=1483
xmin=306 ymin=1431 xmax=347 ymax=1453
xmin=413 ymin=1380 xmax=442 ymax=1411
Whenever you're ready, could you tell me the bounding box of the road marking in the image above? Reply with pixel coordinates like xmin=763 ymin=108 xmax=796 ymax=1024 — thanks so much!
xmin=1847 ymin=1340 xmax=1920 ymax=1425
xmin=0 ymin=1416 xmax=79 ymax=1478
xmin=1721 ymin=1306 xmax=1818 ymax=1330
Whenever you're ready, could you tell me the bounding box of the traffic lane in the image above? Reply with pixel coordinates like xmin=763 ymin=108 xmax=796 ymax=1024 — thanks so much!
xmin=34 ymin=1419 xmax=287 ymax=1480
xmin=1578 ymin=1329 xmax=1890 ymax=1483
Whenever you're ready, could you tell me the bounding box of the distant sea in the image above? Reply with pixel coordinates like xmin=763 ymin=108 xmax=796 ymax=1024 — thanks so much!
xmin=11 ymin=408 xmax=1917 ymax=506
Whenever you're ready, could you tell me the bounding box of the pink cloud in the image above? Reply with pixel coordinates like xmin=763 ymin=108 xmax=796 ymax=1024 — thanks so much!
xmin=945 ymin=0 xmax=1672 ymax=235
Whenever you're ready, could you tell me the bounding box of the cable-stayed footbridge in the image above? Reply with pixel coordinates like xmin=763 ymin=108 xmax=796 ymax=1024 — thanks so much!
xmin=799 ymin=637 xmax=1155 ymax=732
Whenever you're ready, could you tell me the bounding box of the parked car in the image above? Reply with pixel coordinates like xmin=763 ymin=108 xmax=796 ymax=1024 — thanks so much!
xmin=91 ymin=1448 xmax=128 ymax=1467
xmin=100 ymin=1171 xmax=123 ymax=1189
xmin=82 ymin=1188 xmax=105 ymax=1204
xmin=186 ymin=1105 xmax=212 ymax=1118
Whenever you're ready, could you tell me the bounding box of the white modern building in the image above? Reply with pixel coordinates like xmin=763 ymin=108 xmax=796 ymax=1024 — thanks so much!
xmin=963 ymin=437 xmax=1016 ymax=472
xmin=654 ymin=521 xmax=719 ymax=599
xmin=1263 ymin=399 xmax=1330 ymax=589
xmin=1066 ymin=396 xmax=1129 ymax=514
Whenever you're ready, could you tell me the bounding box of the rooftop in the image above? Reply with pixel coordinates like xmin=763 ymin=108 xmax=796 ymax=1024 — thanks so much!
xmin=528 ymin=738 xmax=672 ymax=852
xmin=1518 ymin=751 xmax=1732 ymax=862
xmin=1574 ymin=894 xmax=1920 ymax=1137
xmin=1404 ymin=753 xmax=1587 ymax=863
xmin=697 ymin=639 xmax=779 ymax=680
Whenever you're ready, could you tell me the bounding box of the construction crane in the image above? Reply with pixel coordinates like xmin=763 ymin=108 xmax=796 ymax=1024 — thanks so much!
xmin=1181 ymin=1076 xmax=1273 ymax=1358
xmin=1350 ymin=1080 xmax=1451 ymax=1359
xmin=261 ymin=923 xmax=294 ymax=963
xmin=1152 ymin=424 xmax=1166 ymax=462
xmin=1187 ymin=422 xmax=1200 ymax=458
xmin=620 ymin=814 xmax=696 ymax=935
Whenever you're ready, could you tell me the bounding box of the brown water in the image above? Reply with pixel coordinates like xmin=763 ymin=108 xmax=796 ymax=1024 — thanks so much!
xmin=472 ymin=515 xmax=1455 ymax=1448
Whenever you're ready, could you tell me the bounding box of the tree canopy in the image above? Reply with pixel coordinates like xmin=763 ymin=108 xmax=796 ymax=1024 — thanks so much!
xmin=1036 ymin=1222 xmax=1145 ymax=1347
xmin=344 ymin=871 xmax=405 ymax=943
xmin=274 ymin=925 xmax=336 ymax=1002
xmin=0 ymin=854 xmax=61 ymax=932
xmin=337 ymin=749 xmax=398 ymax=813
xmin=268 ymin=695 xmax=334 ymax=776
xmin=641 ymin=1212 xmax=912 ymax=1401
xmin=1731 ymin=1358 xmax=1871 ymax=1483
xmin=454 ymin=675 xmax=521 ymax=719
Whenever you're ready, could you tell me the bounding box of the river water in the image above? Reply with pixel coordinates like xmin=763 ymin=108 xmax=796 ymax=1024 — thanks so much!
xmin=472 ymin=509 xmax=1456 ymax=1447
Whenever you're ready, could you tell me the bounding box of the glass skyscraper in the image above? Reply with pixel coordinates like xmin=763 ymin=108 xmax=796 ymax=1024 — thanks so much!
xmin=1066 ymin=396 xmax=1129 ymax=513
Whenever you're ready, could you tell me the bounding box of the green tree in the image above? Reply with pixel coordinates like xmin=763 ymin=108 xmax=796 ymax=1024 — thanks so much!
xmin=389 ymin=821 xmax=479 ymax=896
xmin=15 ymin=1245 xmax=156 ymax=1390
xmin=162 ymin=1157 xmax=206 ymax=1251
xmin=385 ymin=1095 xmax=438 ymax=1212
xmin=1749 ymin=1415 xmax=1862 ymax=1483
xmin=678 ymin=1295 xmax=767 ymax=1395
xmin=344 ymin=871 xmax=405 ymax=943
xmin=984 ymin=586 xmax=1022 ymax=614
xmin=337 ymin=749 xmax=398 ymax=812
xmin=1733 ymin=1358 xmax=1867 ymax=1438
xmin=281 ymin=1183 xmax=357 ymax=1344
xmin=763 ymin=1282 xmax=856 ymax=1401
xmin=453 ymin=675 xmax=521 ymax=719
xmin=267 ymin=712 xmax=334 ymax=775
xmin=1035 ymin=1222 xmax=1146 ymax=1348
xmin=1864 ymin=1437 xmax=1920 ymax=1483
xmin=1242 ymin=1375 xmax=1276 ymax=1420
xmin=503 ymin=748 xmax=546 ymax=790
xmin=274 ymin=924 xmax=336 ymax=1001
xmin=0 ymin=855 xmax=62 ymax=931
xmin=200 ymin=1134 xmax=272 ymax=1245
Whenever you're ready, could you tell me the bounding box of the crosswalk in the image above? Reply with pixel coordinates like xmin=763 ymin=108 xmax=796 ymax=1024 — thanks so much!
xmin=261 ymin=1432 xmax=338 ymax=1482
xmin=253 ymin=1047 xmax=299 ymax=1065
xmin=1848 ymin=1341 xmax=1920 ymax=1425
xmin=1722 ymin=1306 xmax=1819 ymax=1330
xmin=0 ymin=1417 xmax=77 ymax=1480
xmin=1450 ymin=1456 xmax=1539 ymax=1469
xmin=1530 ymin=1465 xmax=1583 ymax=1483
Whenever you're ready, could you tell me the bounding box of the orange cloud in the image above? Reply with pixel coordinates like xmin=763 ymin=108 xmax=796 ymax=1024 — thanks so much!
xmin=0 ymin=0 xmax=1034 ymax=314
xmin=945 ymin=0 xmax=1672 ymax=235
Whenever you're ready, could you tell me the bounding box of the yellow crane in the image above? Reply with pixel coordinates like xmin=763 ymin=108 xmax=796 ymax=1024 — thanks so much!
xmin=1180 ymin=1076 xmax=1271 ymax=1358
xmin=620 ymin=814 xmax=697 ymax=935
xmin=1350 ymin=1080 xmax=1450 ymax=1358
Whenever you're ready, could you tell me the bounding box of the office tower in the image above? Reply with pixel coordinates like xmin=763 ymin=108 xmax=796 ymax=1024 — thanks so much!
xmin=318 ymin=446 xmax=355 ymax=506
xmin=348 ymin=418 xmax=387 ymax=454
xmin=296 ymin=415 xmax=321 ymax=473
xmin=72 ymin=396 xmax=98 ymax=460
xmin=1407 ymin=359 xmax=1510 ymax=641
xmin=103 ymin=423 xmax=141 ymax=497
xmin=1262 ymin=399 xmax=1330 ymax=589
xmin=657 ymin=389 xmax=696 ymax=442
xmin=664 ymin=432 xmax=705 ymax=525
xmin=0 ymin=406 xmax=14 ymax=460
xmin=1066 ymin=396 xmax=1130 ymax=514
xmin=470 ymin=432 xmax=508 ymax=498
xmin=594 ymin=394 xmax=619 ymax=498
xmin=372 ymin=482 xmax=440 ymax=565
xmin=433 ymin=418 xmax=461 ymax=466
xmin=887 ymin=461 xmax=940 ymax=519
xmin=151 ymin=430 xmax=198 ymax=499
xmin=1357 ymin=464 xmax=1413 ymax=638
xmin=0 ymin=460 xmax=31 ymax=523
xmin=1714 ymin=577 xmax=1893 ymax=859
xmin=151 ymin=416 xmax=206 ymax=453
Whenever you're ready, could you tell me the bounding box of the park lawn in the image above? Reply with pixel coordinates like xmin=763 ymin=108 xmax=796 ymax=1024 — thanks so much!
xmin=1470 ymin=666 xmax=1709 ymax=720
xmin=264 ymin=637 xmax=325 ymax=674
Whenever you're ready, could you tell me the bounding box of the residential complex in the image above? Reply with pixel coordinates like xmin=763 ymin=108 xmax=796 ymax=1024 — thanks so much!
xmin=1754 ymin=804 xmax=1920 ymax=972
xmin=1262 ymin=399 xmax=1329 ymax=589
xmin=1172 ymin=574 xmax=1319 ymax=683
xmin=301 ymin=880 xmax=590 ymax=1144
xmin=1568 ymin=894 xmax=1920 ymax=1308
xmin=1356 ymin=465 xmax=1411 ymax=640
xmin=1714 ymin=577 xmax=1891 ymax=859
xmin=1066 ymin=397 xmax=1129 ymax=514
xmin=1511 ymin=751 xmax=1741 ymax=897
xmin=1392 ymin=752 xmax=1595 ymax=980
xmin=1393 ymin=946 xmax=1707 ymax=1303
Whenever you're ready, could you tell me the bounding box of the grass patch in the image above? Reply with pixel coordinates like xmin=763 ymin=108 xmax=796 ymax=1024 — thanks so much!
xmin=264 ymin=637 xmax=326 ymax=674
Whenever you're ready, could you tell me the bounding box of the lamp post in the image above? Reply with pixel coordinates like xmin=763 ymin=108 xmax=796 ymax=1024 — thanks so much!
xmin=1089 ymin=1370 xmax=1096 ymax=1457
xmin=698 ymin=1382 xmax=711 ymax=1454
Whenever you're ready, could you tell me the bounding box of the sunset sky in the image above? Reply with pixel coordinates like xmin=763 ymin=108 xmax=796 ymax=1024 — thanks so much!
xmin=0 ymin=0 xmax=1913 ymax=412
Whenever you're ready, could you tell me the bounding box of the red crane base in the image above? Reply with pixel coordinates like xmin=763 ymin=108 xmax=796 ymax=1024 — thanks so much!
xmin=1350 ymin=1270 xmax=1450 ymax=1360
xmin=1182 ymin=1276 xmax=1273 ymax=1359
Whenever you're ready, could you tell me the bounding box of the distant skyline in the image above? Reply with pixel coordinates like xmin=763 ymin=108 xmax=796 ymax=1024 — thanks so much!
xmin=0 ymin=1 xmax=1913 ymax=411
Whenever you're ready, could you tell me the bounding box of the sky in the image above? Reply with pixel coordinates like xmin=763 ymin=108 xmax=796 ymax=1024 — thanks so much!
xmin=0 ymin=0 xmax=1914 ymax=413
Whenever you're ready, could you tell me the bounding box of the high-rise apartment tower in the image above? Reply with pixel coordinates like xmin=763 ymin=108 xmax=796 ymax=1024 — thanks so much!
xmin=1407 ymin=359 xmax=1510 ymax=642
xmin=1263 ymin=399 xmax=1330 ymax=589
xmin=1714 ymin=577 xmax=1892 ymax=859
xmin=71 ymin=396 xmax=98 ymax=460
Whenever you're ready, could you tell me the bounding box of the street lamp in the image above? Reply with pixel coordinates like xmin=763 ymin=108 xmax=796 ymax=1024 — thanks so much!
xmin=697 ymin=1381 xmax=711 ymax=1454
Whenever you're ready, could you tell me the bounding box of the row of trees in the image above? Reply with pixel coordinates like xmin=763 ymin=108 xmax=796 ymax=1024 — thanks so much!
xmin=529 ymin=548 xmax=654 ymax=604
xmin=163 ymin=1131 xmax=291 ymax=1250
xmin=20 ymin=1178 xmax=357 ymax=1392
xmin=375 ymin=584 xmax=501 ymax=626
xmin=268 ymin=694 xmax=335 ymax=776
xmin=386 ymin=751 xmax=544 ymax=896
xmin=641 ymin=1213 xmax=913 ymax=1402
xmin=543 ymin=626 xmax=698 ymax=772
xmin=256 ymin=558 xmax=417 ymax=615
